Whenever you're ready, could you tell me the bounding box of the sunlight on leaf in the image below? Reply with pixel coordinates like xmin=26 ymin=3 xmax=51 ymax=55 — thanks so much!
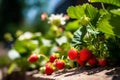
xmin=89 ymin=0 xmax=120 ymax=7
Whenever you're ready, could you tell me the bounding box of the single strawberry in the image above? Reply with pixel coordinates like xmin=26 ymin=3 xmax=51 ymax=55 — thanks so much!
xmin=98 ymin=58 xmax=107 ymax=67
xmin=45 ymin=64 xmax=54 ymax=75
xmin=68 ymin=48 xmax=78 ymax=60
xmin=55 ymin=60 xmax=65 ymax=70
xmin=77 ymin=57 xmax=86 ymax=66
xmin=28 ymin=53 xmax=39 ymax=63
xmin=79 ymin=49 xmax=92 ymax=62
xmin=40 ymin=67 xmax=45 ymax=74
xmin=49 ymin=55 xmax=57 ymax=63
xmin=88 ymin=56 xmax=98 ymax=67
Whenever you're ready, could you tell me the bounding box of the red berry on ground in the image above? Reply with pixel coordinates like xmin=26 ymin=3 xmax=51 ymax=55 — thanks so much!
xmin=77 ymin=57 xmax=86 ymax=66
xmin=55 ymin=60 xmax=65 ymax=70
xmin=98 ymin=58 xmax=107 ymax=67
xmin=88 ymin=56 xmax=98 ymax=67
xmin=79 ymin=49 xmax=92 ymax=62
xmin=49 ymin=55 xmax=57 ymax=63
xmin=45 ymin=65 xmax=54 ymax=75
xmin=28 ymin=54 xmax=39 ymax=63
xmin=68 ymin=48 xmax=78 ymax=60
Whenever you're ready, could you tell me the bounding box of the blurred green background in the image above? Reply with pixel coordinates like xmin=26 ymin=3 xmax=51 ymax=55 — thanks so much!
xmin=0 ymin=0 xmax=83 ymax=41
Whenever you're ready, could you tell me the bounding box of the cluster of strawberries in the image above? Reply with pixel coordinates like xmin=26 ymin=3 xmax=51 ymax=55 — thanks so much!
xmin=68 ymin=48 xmax=107 ymax=67
xmin=27 ymin=48 xmax=107 ymax=75
xmin=28 ymin=53 xmax=65 ymax=75
xmin=44 ymin=54 xmax=65 ymax=75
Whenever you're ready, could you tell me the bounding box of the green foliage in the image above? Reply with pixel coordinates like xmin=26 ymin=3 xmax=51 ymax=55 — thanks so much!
xmin=89 ymin=0 xmax=120 ymax=7
xmin=67 ymin=4 xmax=100 ymax=26
xmin=97 ymin=12 xmax=120 ymax=37
xmin=13 ymin=40 xmax=38 ymax=55
xmin=72 ymin=26 xmax=87 ymax=49
xmin=65 ymin=20 xmax=80 ymax=32
xmin=67 ymin=5 xmax=85 ymax=19
xmin=67 ymin=1 xmax=120 ymax=64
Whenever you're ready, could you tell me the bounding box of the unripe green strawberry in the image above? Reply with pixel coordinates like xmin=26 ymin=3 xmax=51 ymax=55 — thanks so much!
xmin=88 ymin=56 xmax=98 ymax=67
xmin=55 ymin=60 xmax=65 ymax=70
xmin=80 ymin=15 xmax=90 ymax=26
xmin=79 ymin=49 xmax=92 ymax=62
xmin=98 ymin=58 xmax=107 ymax=67
xmin=68 ymin=48 xmax=78 ymax=60
xmin=28 ymin=53 xmax=39 ymax=63
xmin=40 ymin=67 xmax=45 ymax=74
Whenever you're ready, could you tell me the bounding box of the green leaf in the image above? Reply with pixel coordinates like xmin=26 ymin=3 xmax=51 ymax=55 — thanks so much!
xmin=85 ymin=4 xmax=99 ymax=25
xmin=97 ymin=14 xmax=114 ymax=35
xmin=13 ymin=40 xmax=27 ymax=54
xmin=26 ymin=40 xmax=38 ymax=51
xmin=67 ymin=5 xmax=86 ymax=19
xmin=110 ymin=9 xmax=120 ymax=16
xmin=65 ymin=20 xmax=80 ymax=32
xmin=89 ymin=0 xmax=120 ymax=7
xmin=40 ymin=46 xmax=51 ymax=56
xmin=67 ymin=4 xmax=99 ymax=26
xmin=97 ymin=13 xmax=120 ymax=37
xmin=72 ymin=26 xmax=87 ymax=48
xmin=109 ymin=14 xmax=120 ymax=37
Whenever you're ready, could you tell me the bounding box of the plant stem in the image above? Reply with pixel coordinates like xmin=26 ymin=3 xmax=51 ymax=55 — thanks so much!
xmin=101 ymin=3 xmax=105 ymax=10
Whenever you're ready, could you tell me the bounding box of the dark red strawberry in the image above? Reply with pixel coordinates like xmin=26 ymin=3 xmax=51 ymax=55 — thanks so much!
xmin=45 ymin=64 xmax=54 ymax=75
xmin=88 ymin=56 xmax=98 ymax=67
xmin=68 ymin=48 xmax=78 ymax=60
xmin=28 ymin=54 xmax=39 ymax=63
xmin=55 ymin=60 xmax=65 ymax=70
xmin=49 ymin=55 xmax=57 ymax=63
xmin=79 ymin=49 xmax=92 ymax=62
xmin=98 ymin=58 xmax=107 ymax=67
xmin=77 ymin=57 xmax=86 ymax=66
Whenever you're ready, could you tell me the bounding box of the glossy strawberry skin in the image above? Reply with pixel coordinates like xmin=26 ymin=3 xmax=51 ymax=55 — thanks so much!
xmin=49 ymin=55 xmax=57 ymax=63
xmin=55 ymin=60 xmax=65 ymax=70
xmin=45 ymin=65 xmax=54 ymax=75
xmin=88 ymin=56 xmax=98 ymax=67
xmin=28 ymin=54 xmax=39 ymax=63
xmin=77 ymin=57 xmax=86 ymax=66
xmin=68 ymin=49 xmax=78 ymax=60
xmin=79 ymin=49 xmax=92 ymax=62
xmin=98 ymin=58 xmax=107 ymax=67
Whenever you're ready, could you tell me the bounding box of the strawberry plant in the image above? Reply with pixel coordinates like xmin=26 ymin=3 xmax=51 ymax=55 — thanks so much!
xmin=5 ymin=13 xmax=75 ymax=74
xmin=67 ymin=0 xmax=120 ymax=66
xmin=5 ymin=0 xmax=120 ymax=76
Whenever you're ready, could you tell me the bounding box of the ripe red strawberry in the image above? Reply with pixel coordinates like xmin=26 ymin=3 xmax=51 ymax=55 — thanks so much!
xmin=68 ymin=48 xmax=78 ymax=60
xmin=55 ymin=60 xmax=65 ymax=70
xmin=77 ymin=57 xmax=86 ymax=66
xmin=79 ymin=49 xmax=92 ymax=62
xmin=98 ymin=58 xmax=107 ymax=67
xmin=88 ymin=56 xmax=98 ymax=67
xmin=45 ymin=64 xmax=54 ymax=75
xmin=49 ymin=53 xmax=59 ymax=63
xmin=49 ymin=55 xmax=57 ymax=63
xmin=28 ymin=54 xmax=39 ymax=63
